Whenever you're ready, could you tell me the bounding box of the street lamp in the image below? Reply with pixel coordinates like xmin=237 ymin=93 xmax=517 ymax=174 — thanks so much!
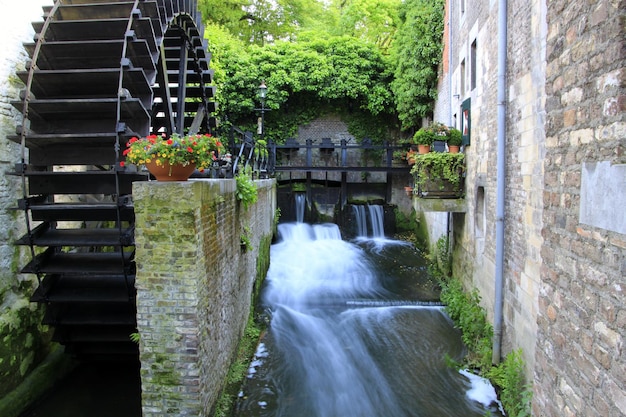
xmin=257 ymin=81 xmax=267 ymax=139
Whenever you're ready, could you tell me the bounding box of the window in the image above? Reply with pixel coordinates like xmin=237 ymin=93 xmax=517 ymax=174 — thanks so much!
xmin=470 ymin=39 xmax=477 ymax=90
xmin=460 ymin=59 xmax=466 ymax=94
xmin=475 ymin=186 xmax=485 ymax=238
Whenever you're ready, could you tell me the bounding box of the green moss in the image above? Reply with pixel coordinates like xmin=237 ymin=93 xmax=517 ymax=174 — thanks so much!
xmin=19 ymin=352 xmax=34 ymax=377
xmin=212 ymin=312 xmax=264 ymax=417
xmin=0 ymin=347 xmax=74 ymax=417
xmin=213 ymin=233 xmax=272 ymax=417
xmin=393 ymin=208 xmax=429 ymax=251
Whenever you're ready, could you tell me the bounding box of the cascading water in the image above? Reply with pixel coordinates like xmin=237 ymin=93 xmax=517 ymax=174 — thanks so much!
xmin=352 ymin=205 xmax=367 ymax=237
xmin=236 ymin=222 xmax=503 ymax=417
xmin=352 ymin=204 xmax=385 ymax=238
xmin=294 ymin=193 xmax=306 ymax=223
xmin=368 ymin=204 xmax=385 ymax=238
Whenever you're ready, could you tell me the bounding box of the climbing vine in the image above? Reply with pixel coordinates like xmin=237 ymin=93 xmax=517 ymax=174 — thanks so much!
xmin=206 ymin=26 xmax=399 ymax=144
xmin=391 ymin=0 xmax=445 ymax=130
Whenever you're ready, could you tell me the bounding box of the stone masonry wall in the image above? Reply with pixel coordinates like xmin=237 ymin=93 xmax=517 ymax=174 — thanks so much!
xmin=443 ymin=0 xmax=545 ymax=375
xmin=537 ymin=1 xmax=625 ymax=416
xmin=439 ymin=1 xmax=625 ymax=415
xmin=134 ymin=178 xmax=276 ymax=417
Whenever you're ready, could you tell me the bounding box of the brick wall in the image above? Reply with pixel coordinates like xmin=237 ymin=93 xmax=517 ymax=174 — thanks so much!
xmin=436 ymin=0 xmax=625 ymax=415
xmin=134 ymin=179 xmax=276 ymax=417
xmin=537 ymin=0 xmax=625 ymax=415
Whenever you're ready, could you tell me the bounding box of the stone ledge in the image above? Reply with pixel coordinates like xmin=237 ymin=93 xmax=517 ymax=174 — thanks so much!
xmin=412 ymin=197 xmax=467 ymax=213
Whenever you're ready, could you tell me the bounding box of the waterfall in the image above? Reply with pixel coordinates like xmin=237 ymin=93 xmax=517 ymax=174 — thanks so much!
xmin=369 ymin=204 xmax=385 ymax=238
xmin=294 ymin=192 xmax=306 ymax=223
xmin=352 ymin=204 xmax=385 ymax=238
xmin=352 ymin=205 xmax=367 ymax=236
xmin=237 ymin=223 xmax=504 ymax=417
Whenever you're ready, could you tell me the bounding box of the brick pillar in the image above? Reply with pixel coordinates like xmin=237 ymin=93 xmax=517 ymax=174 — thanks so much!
xmin=133 ymin=178 xmax=275 ymax=416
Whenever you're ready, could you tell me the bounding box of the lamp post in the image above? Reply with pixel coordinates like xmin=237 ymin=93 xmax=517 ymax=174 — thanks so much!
xmin=256 ymin=81 xmax=267 ymax=142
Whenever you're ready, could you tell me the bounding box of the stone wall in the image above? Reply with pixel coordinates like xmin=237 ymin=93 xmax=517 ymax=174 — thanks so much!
xmin=537 ymin=0 xmax=625 ymax=415
xmin=433 ymin=0 xmax=625 ymax=416
xmin=133 ymin=178 xmax=276 ymax=417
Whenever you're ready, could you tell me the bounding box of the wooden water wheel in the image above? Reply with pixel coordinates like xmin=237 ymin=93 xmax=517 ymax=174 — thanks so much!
xmin=9 ymin=0 xmax=216 ymax=358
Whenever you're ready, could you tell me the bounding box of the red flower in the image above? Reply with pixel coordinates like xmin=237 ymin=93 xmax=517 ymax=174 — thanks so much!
xmin=167 ymin=139 xmax=173 ymax=145
xmin=187 ymin=147 xmax=193 ymax=152
xmin=123 ymin=148 xmax=130 ymax=156
xmin=120 ymin=161 xmax=125 ymax=167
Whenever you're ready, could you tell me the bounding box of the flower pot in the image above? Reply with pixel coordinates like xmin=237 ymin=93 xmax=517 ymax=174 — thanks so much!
xmin=448 ymin=145 xmax=461 ymax=154
xmin=146 ymin=161 xmax=196 ymax=181
xmin=417 ymin=144 xmax=431 ymax=154
xmin=404 ymin=186 xmax=414 ymax=197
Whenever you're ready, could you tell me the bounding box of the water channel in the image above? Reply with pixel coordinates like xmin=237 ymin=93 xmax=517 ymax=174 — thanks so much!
xmin=235 ymin=207 xmax=504 ymax=417
xmin=19 ymin=205 xmax=502 ymax=417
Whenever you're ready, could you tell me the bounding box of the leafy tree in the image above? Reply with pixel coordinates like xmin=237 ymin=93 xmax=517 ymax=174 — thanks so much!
xmin=391 ymin=0 xmax=444 ymax=130
xmin=200 ymin=0 xmax=332 ymax=45
xmin=337 ymin=0 xmax=401 ymax=52
xmin=202 ymin=0 xmax=446 ymax=141
xmin=205 ymin=31 xmax=398 ymax=143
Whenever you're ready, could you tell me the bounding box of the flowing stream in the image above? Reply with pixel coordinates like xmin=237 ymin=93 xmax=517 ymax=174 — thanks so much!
xmin=235 ymin=220 xmax=504 ymax=417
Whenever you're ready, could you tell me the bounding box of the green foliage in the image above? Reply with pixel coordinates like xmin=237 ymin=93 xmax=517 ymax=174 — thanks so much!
xmin=213 ymin=312 xmax=263 ymax=417
xmin=391 ymin=0 xmax=445 ymax=129
xmin=412 ymin=121 xmax=449 ymax=145
xmin=240 ymin=226 xmax=252 ymax=252
xmin=200 ymin=0 xmax=319 ymax=45
xmin=413 ymin=128 xmax=436 ymax=145
xmin=486 ymin=350 xmax=533 ymax=417
xmin=337 ymin=0 xmax=402 ymax=53
xmin=253 ymin=139 xmax=269 ymax=159
xmin=235 ymin=169 xmax=258 ymax=210
xmin=129 ymin=332 xmax=140 ymax=344
xmin=291 ymin=182 xmax=306 ymax=192
xmin=425 ymin=235 xmax=532 ymax=417
xmin=411 ymin=152 xmax=465 ymax=194
xmin=205 ymin=32 xmax=398 ymax=144
xmin=435 ymin=234 xmax=451 ymax=277
xmin=448 ymin=128 xmax=462 ymax=146
xmin=439 ymin=277 xmax=493 ymax=370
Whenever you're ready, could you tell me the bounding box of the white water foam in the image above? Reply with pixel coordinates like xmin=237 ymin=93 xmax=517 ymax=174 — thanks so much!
xmin=459 ymin=369 xmax=505 ymax=414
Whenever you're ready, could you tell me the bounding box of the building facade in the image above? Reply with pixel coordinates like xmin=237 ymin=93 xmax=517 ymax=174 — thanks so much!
xmin=432 ymin=0 xmax=625 ymax=415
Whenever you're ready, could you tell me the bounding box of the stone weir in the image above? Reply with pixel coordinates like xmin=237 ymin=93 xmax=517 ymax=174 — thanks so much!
xmin=133 ymin=178 xmax=276 ymax=417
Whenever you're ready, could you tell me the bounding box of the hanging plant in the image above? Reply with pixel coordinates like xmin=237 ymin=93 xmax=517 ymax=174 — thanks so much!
xmin=411 ymin=152 xmax=465 ymax=197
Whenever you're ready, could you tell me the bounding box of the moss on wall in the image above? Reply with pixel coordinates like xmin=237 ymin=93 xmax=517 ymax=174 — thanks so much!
xmin=394 ymin=208 xmax=429 ymax=250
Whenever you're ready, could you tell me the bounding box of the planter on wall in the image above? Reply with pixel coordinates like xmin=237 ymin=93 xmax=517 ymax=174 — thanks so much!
xmin=145 ymin=161 xmax=196 ymax=181
xmin=416 ymin=174 xmax=464 ymax=198
xmin=412 ymin=152 xmax=465 ymax=199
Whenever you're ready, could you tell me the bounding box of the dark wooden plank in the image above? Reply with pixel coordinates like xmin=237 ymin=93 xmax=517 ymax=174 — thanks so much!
xmin=27 ymin=171 xmax=146 ymax=195
xmin=29 ymin=202 xmax=135 ymax=222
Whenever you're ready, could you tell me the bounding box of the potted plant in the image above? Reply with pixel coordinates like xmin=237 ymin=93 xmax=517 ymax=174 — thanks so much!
xmin=122 ymin=133 xmax=225 ymax=181
xmin=412 ymin=128 xmax=435 ymax=154
xmin=405 ymin=149 xmax=418 ymax=165
xmin=411 ymin=152 xmax=465 ymax=198
xmin=413 ymin=122 xmax=449 ymax=154
xmin=447 ymin=128 xmax=463 ymax=153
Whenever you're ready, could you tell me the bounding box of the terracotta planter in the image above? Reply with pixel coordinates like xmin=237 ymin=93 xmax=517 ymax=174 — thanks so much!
xmin=448 ymin=145 xmax=461 ymax=154
xmin=146 ymin=161 xmax=196 ymax=181
xmin=417 ymin=144 xmax=431 ymax=154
